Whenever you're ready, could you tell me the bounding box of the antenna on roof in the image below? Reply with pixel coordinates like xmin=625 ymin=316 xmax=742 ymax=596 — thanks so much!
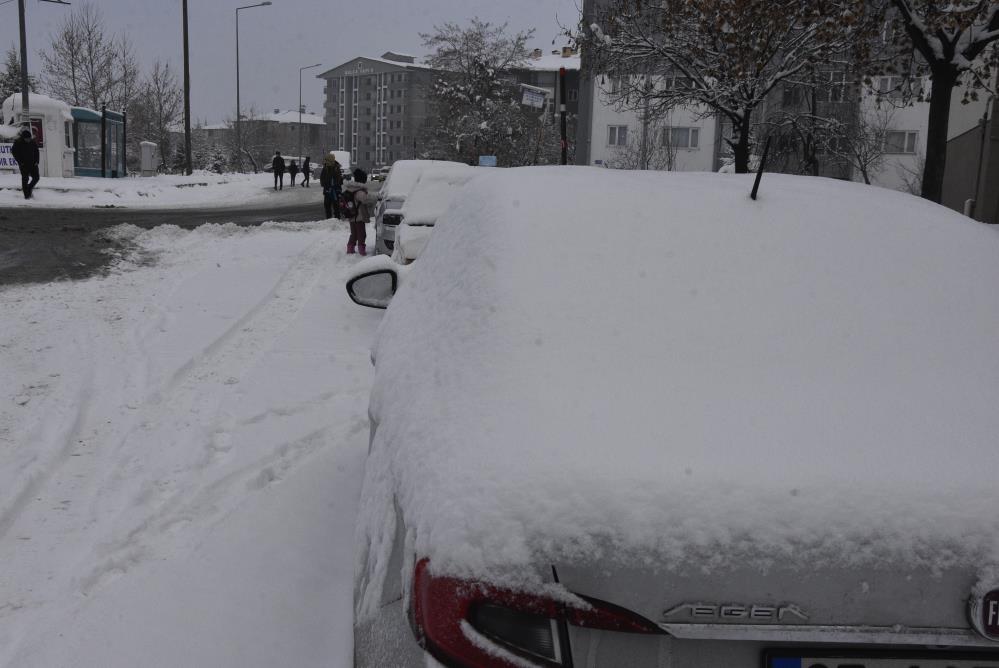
xmin=750 ymin=136 xmax=772 ymax=201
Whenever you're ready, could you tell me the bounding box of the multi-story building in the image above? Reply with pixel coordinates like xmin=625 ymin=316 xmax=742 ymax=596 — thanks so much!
xmin=318 ymin=49 xmax=581 ymax=171
xmin=316 ymin=52 xmax=433 ymax=172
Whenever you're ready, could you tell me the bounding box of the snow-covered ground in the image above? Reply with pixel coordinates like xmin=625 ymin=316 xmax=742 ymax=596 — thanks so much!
xmin=0 ymin=220 xmax=380 ymax=667
xmin=0 ymin=172 xmax=315 ymax=209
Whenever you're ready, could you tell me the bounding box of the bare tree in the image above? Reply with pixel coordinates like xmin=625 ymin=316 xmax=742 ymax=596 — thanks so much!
xmin=582 ymin=0 xmax=884 ymax=173
xmin=834 ymin=104 xmax=894 ymax=184
xmin=897 ymin=151 xmax=926 ymax=195
xmin=128 ymin=60 xmax=183 ymax=171
xmin=224 ymin=107 xmax=278 ymax=173
xmin=881 ymin=0 xmax=999 ymax=202
xmin=609 ymin=116 xmax=679 ymax=170
xmin=39 ymin=2 xmax=139 ymax=111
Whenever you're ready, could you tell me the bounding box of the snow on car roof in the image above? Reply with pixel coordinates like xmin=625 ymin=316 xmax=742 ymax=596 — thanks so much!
xmin=359 ymin=167 xmax=999 ymax=594
xmin=400 ymin=169 xmax=478 ymax=225
xmin=381 ymin=160 xmax=470 ymax=201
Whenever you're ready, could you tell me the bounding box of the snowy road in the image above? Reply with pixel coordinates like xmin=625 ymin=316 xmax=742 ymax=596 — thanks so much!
xmin=0 ymin=220 xmax=380 ymax=667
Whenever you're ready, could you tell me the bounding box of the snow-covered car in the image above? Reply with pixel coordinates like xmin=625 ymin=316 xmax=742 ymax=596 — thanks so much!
xmin=348 ymin=167 xmax=999 ymax=667
xmin=373 ymin=159 xmax=470 ymax=255
xmin=390 ymin=168 xmax=478 ymax=264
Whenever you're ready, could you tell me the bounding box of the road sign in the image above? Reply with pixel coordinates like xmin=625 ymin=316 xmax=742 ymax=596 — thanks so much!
xmin=478 ymin=155 xmax=497 ymax=167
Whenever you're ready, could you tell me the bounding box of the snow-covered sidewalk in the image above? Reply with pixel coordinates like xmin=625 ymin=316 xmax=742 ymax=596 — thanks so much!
xmin=0 ymin=172 xmax=315 ymax=209
xmin=0 ymin=221 xmax=380 ymax=667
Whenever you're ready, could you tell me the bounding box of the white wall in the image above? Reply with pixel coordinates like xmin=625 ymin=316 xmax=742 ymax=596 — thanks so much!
xmin=862 ymin=74 xmax=996 ymax=193
xmin=587 ymin=82 xmax=717 ymax=172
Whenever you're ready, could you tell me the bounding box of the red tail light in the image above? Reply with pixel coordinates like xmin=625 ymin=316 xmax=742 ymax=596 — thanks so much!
xmin=411 ymin=558 xmax=662 ymax=668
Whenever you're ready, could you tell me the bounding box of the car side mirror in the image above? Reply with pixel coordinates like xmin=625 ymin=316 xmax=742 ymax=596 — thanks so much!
xmin=346 ymin=269 xmax=398 ymax=309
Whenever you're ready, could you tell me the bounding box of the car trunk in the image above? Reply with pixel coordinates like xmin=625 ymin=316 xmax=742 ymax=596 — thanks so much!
xmin=553 ymin=555 xmax=997 ymax=667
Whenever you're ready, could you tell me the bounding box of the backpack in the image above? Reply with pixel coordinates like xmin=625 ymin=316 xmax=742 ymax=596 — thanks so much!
xmin=341 ymin=189 xmax=357 ymax=218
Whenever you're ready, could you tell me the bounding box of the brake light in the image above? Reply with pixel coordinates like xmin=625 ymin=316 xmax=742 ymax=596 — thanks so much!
xmin=411 ymin=558 xmax=662 ymax=668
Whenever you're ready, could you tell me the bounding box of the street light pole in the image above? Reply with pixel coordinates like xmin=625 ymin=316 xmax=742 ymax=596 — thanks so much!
xmin=236 ymin=1 xmax=271 ymax=172
xmin=182 ymin=0 xmax=192 ymax=175
xmin=299 ymin=62 xmax=321 ymax=161
xmin=17 ymin=0 xmax=28 ymax=119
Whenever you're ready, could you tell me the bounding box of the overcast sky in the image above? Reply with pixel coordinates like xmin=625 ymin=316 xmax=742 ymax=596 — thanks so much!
xmin=1 ymin=0 xmax=581 ymax=123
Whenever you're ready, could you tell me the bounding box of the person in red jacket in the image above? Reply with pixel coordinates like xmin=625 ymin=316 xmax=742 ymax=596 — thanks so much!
xmin=11 ymin=129 xmax=40 ymax=200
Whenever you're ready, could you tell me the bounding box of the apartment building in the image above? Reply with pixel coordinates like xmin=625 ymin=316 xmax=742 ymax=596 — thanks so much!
xmin=316 ymin=52 xmax=433 ymax=172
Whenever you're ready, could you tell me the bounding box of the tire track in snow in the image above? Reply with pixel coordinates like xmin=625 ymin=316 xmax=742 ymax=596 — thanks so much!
xmin=76 ymin=231 xmax=347 ymax=594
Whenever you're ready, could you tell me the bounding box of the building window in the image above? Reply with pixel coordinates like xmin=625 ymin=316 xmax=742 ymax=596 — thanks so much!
xmin=884 ymin=130 xmax=917 ymax=154
xmin=608 ymin=77 xmax=625 ymax=94
xmin=663 ymin=75 xmax=692 ymax=91
xmin=782 ymin=84 xmax=802 ymax=107
xmin=826 ymin=71 xmax=847 ymax=102
xmin=568 ymin=88 xmax=578 ymax=102
xmin=607 ymin=125 xmax=628 ymax=146
xmin=664 ymin=127 xmax=699 ymax=149
xmin=876 ymin=76 xmax=909 ymax=99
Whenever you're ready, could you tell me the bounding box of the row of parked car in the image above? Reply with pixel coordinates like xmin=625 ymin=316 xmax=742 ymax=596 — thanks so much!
xmin=346 ymin=164 xmax=999 ymax=667
xmin=371 ymin=159 xmax=476 ymax=258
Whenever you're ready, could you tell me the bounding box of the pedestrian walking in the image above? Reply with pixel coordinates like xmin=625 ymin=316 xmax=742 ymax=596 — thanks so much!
xmin=272 ymin=151 xmax=286 ymax=190
xmin=344 ymin=168 xmax=371 ymax=255
xmin=288 ymin=159 xmax=299 ymax=186
xmin=319 ymin=152 xmax=343 ymax=219
xmin=11 ymin=129 xmax=40 ymax=200
xmin=301 ymin=156 xmax=311 ymax=187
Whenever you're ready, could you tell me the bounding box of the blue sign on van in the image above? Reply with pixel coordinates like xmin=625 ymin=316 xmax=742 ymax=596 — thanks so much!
xmin=478 ymin=155 xmax=497 ymax=167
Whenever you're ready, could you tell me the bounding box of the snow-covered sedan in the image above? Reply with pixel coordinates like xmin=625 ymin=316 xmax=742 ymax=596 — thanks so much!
xmin=348 ymin=167 xmax=999 ymax=667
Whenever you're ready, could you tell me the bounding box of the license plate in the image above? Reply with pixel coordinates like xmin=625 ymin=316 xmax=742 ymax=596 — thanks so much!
xmin=766 ymin=650 xmax=999 ymax=668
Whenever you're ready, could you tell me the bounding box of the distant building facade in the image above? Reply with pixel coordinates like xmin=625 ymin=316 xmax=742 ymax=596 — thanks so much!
xmin=318 ymin=49 xmax=581 ymax=171
xmin=316 ymin=52 xmax=433 ymax=172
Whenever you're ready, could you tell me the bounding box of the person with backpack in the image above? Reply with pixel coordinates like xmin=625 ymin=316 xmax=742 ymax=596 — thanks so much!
xmin=301 ymin=156 xmax=312 ymax=187
xmin=343 ymin=168 xmax=371 ymax=255
xmin=11 ymin=128 xmax=40 ymax=200
xmin=272 ymin=151 xmax=286 ymax=190
xmin=288 ymin=159 xmax=299 ymax=186
xmin=319 ymin=152 xmax=343 ymax=219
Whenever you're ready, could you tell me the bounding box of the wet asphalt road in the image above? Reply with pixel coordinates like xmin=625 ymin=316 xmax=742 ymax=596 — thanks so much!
xmin=0 ymin=200 xmax=325 ymax=286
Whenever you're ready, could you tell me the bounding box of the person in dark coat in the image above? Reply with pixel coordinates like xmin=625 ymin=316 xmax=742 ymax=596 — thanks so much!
xmin=11 ymin=129 xmax=40 ymax=200
xmin=301 ymin=156 xmax=312 ymax=187
xmin=319 ymin=152 xmax=343 ymax=219
xmin=288 ymin=159 xmax=299 ymax=186
xmin=272 ymin=151 xmax=286 ymax=190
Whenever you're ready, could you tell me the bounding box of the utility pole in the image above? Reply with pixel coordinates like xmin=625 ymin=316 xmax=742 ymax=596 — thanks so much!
xmin=16 ymin=0 xmax=70 ymax=124
xmin=17 ymin=0 xmax=28 ymax=120
xmin=182 ymin=0 xmax=192 ymax=175
xmin=559 ymin=67 xmax=568 ymax=165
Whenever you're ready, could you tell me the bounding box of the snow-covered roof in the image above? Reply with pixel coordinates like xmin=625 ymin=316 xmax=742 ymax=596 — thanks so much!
xmin=519 ymin=54 xmax=581 ymax=71
xmin=381 ymin=160 xmax=470 ymax=202
xmin=258 ymin=110 xmax=325 ymax=125
xmin=318 ymin=56 xmax=432 ymax=79
xmin=2 ymin=93 xmax=74 ymax=123
xmin=359 ymin=168 xmax=999 ymax=599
